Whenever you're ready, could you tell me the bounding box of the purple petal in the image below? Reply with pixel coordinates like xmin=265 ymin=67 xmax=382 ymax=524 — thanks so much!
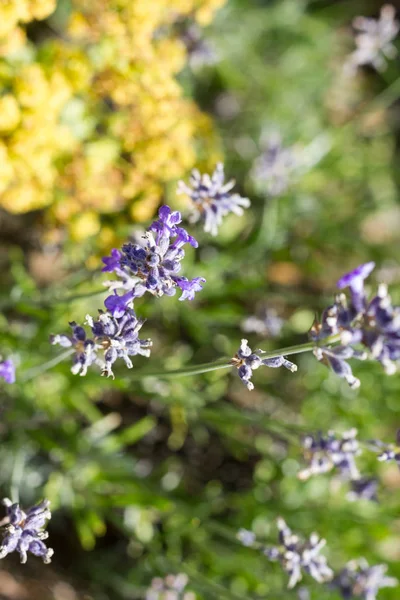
xmin=102 ymin=248 xmax=122 ymax=273
xmin=0 ymin=529 xmax=22 ymax=555
xmin=337 ymin=262 xmax=375 ymax=290
xmin=175 ymin=277 xmax=206 ymax=301
xmin=337 ymin=262 xmax=375 ymax=313
xmin=27 ymin=539 xmax=48 ymax=557
xmin=0 ymin=359 xmax=15 ymax=384
xmin=104 ymin=291 xmax=135 ymax=318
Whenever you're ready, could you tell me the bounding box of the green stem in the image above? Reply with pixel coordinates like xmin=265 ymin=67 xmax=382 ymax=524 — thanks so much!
xmin=128 ymin=338 xmax=327 ymax=380
xmin=20 ymin=334 xmax=341 ymax=383
xmin=20 ymin=348 xmax=75 ymax=383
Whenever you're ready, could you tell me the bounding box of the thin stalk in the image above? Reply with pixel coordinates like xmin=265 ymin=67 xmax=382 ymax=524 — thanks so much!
xmin=10 ymin=449 xmax=25 ymax=504
xmin=20 ymin=348 xmax=75 ymax=383
xmin=127 ymin=337 xmax=333 ymax=380
xmin=19 ymin=335 xmax=341 ymax=383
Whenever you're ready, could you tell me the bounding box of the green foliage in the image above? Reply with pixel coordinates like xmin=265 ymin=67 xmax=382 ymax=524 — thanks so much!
xmin=1 ymin=0 xmax=400 ymax=598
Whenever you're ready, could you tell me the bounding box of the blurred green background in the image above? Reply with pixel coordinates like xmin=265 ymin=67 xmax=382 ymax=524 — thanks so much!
xmin=1 ymin=0 xmax=400 ymax=598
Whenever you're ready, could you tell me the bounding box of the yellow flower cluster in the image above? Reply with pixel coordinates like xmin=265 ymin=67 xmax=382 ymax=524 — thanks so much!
xmin=0 ymin=0 xmax=56 ymax=55
xmin=0 ymin=0 xmax=224 ymax=244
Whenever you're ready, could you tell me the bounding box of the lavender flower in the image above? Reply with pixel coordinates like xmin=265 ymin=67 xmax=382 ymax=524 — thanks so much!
xmin=251 ymin=132 xmax=298 ymax=197
xmin=237 ymin=528 xmax=257 ymax=547
xmin=334 ymin=559 xmax=397 ymax=600
xmin=177 ymin=164 xmax=250 ymax=236
xmin=102 ymin=205 xmax=205 ymax=315
xmin=313 ymin=346 xmax=365 ymax=389
xmin=241 ymin=307 xmax=283 ymax=338
xmin=231 ymin=339 xmax=297 ymax=391
xmin=0 ymin=358 xmax=15 ymax=384
xmin=298 ymin=429 xmax=361 ymax=481
xmin=0 ymin=498 xmax=53 ymax=564
xmin=337 ymin=262 xmax=375 ymax=314
xmin=50 ymin=308 xmax=152 ymax=378
xmin=368 ymin=429 xmax=400 ymax=467
xmin=265 ymin=518 xmax=333 ymax=589
xmin=347 ymin=478 xmax=378 ymax=503
xmin=146 ymin=573 xmax=196 ymax=600
xmin=311 ymin=262 xmax=400 ymax=386
xmin=181 ymin=23 xmax=217 ymax=68
xmin=346 ymin=5 xmax=399 ymax=73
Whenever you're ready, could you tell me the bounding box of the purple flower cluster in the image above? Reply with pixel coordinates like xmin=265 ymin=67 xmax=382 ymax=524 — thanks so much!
xmin=311 ymin=262 xmax=400 ymax=387
xmin=51 ymin=205 xmax=205 ymax=378
xmin=296 ymin=428 xmax=400 ymax=502
xmin=298 ymin=429 xmax=361 ymax=481
xmin=50 ymin=308 xmax=152 ymax=378
xmin=251 ymin=132 xmax=298 ymax=197
xmin=0 ymin=498 xmax=53 ymax=564
xmin=368 ymin=429 xmax=400 ymax=468
xmin=333 ymin=559 xmax=398 ymax=600
xmin=177 ymin=163 xmax=250 ymax=236
xmin=237 ymin=520 xmax=333 ymax=589
xmin=241 ymin=307 xmax=283 ymax=338
xmin=231 ymin=339 xmax=297 ymax=391
xmin=0 ymin=358 xmax=15 ymax=384
xmin=265 ymin=519 xmax=333 ymax=589
xmin=181 ymin=23 xmax=217 ymax=69
xmin=102 ymin=205 xmax=205 ymax=316
xmin=146 ymin=573 xmax=195 ymax=600
xmin=346 ymin=5 xmax=399 ymax=73
xmin=238 ymin=521 xmax=397 ymax=598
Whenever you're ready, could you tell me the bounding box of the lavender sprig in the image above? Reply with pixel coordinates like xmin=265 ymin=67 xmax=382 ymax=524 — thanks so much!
xmin=298 ymin=429 xmax=361 ymax=481
xmin=266 ymin=518 xmax=334 ymax=589
xmin=231 ymin=339 xmax=297 ymax=391
xmin=333 ymin=559 xmax=398 ymax=600
xmin=146 ymin=573 xmax=195 ymax=600
xmin=311 ymin=262 xmax=400 ymax=387
xmin=177 ymin=163 xmax=250 ymax=236
xmin=368 ymin=429 xmax=400 ymax=467
xmin=102 ymin=205 xmax=205 ymax=316
xmin=50 ymin=308 xmax=152 ymax=378
xmin=0 ymin=498 xmax=53 ymax=564
xmin=238 ymin=519 xmax=333 ymax=589
xmin=297 ymin=427 xmax=400 ymax=502
xmin=346 ymin=5 xmax=399 ymax=73
xmin=251 ymin=132 xmax=298 ymax=197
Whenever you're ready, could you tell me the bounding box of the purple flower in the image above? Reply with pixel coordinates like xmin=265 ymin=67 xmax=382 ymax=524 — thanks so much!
xmin=334 ymin=559 xmax=397 ymax=600
xmin=347 ymin=478 xmax=378 ymax=503
xmin=0 ymin=498 xmax=53 ymax=564
xmin=178 ymin=163 xmax=250 ymax=236
xmin=311 ymin=263 xmax=400 ymax=386
xmin=346 ymin=5 xmax=399 ymax=73
xmin=175 ymin=277 xmax=206 ymax=301
xmin=251 ymin=132 xmax=298 ymax=197
xmin=102 ymin=205 xmax=205 ymax=314
xmin=231 ymin=339 xmax=297 ymax=391
xmin=368 ymin=430 xmax=400 ymax=467
xmin=50 ymin=308 xmax=152 ymax=378
xmin=313 ymin=346 xmax=366 ymax=389
xmin=337 ymin=262 xmax=375 ymax=313
xmin=265 ymin=519 xmax=333 ymax=589
xmin=102 ymin=248 xmax=122 ymax=273
xmin=0 ymin=359 xmax=15 ymax=384
xmin=237 ymin=528 xmax=256 ymax=547
xmin=181 ymin=23 xmax=218 ymax=69
xmin=104 ymin=290 xmax=136 ymax=318
xmin=145 ymin=573 xmax=193 ymax=600
xmin=241 ymin=308 xmax=283 ymax=338
xmin=298 ymin=429 xmax=361 ymax=481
